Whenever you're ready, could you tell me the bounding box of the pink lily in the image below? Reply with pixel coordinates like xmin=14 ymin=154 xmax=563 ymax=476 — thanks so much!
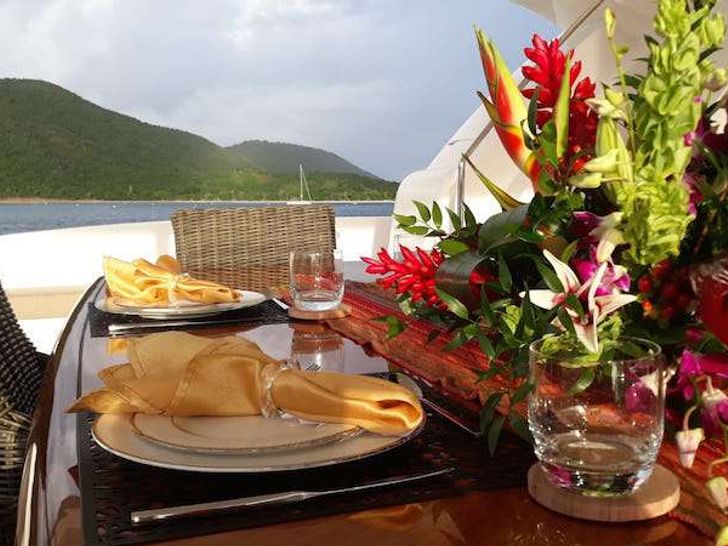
xmin=528 ymin=250 xmax=636 ymax=353
xmin=476 ymin=27 xmax=541 ymax=191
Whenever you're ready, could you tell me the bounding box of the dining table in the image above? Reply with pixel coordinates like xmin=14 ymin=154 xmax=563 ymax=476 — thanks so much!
xmin=16 ymin=263 xmax=712 ymax=546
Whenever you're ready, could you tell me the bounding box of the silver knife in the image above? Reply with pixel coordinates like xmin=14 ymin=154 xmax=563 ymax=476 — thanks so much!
xmin=131 ymin=467 xmax=454 ymax=525
xmin=108 ymin=317 xmax=250 ymax=334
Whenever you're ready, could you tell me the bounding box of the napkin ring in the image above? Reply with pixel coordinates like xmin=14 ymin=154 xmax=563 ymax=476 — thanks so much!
xmin=260 ymin=359 xmax=300 ymax=418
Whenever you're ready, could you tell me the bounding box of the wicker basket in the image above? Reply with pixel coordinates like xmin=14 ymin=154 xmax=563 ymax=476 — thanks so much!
xmin=171 ymin=206 xmax=336 ymax=292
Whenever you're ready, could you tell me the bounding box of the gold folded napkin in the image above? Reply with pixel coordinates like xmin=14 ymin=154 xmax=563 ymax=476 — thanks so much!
xmin=103 ymin=255 xmax=239 ymax=306
xmin=68 ymin=332 xmax=423 ymax=436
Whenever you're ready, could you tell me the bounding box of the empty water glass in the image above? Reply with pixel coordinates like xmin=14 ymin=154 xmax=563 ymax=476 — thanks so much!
xmin=289 ymin=249 xmax=344 ymax=311
xmin=528 ymin=337 xmax=665 ymax=496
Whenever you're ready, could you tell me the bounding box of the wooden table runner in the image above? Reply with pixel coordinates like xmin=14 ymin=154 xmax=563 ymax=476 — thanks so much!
xmin=329 ymin=281 xmax=727 ymax=538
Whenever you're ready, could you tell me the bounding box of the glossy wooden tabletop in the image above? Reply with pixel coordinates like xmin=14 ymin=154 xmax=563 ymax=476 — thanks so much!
xmin=17 ymin=270 xmax=711 ymax=546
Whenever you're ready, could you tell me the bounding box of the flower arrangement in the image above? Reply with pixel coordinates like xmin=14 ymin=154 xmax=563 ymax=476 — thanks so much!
xmin=364 ymin=0 xmax=728 ymax=531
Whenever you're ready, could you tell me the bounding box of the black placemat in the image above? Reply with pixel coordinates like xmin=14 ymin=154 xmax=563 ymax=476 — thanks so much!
xmin=88 ymin=299 xmax=290 ymax=337
xmin=76 ymin=376 xmax=534 ymax=546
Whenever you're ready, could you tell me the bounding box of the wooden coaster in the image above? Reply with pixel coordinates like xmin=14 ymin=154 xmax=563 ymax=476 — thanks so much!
xmin=527 ymin=463 xmax=680 ymax=522
xmin=288 ymin=304 xmax=351 ymax=321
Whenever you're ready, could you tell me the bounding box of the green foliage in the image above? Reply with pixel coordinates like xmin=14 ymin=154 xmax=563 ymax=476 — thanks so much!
xmin=0 ymin=79 xmax=397 ymax=201
xmin=601 ymin=0 xmax=725 ymax=265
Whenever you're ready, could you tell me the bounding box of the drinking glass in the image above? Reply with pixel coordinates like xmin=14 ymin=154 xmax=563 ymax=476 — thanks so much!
xmin=291 ymin=326 xmax=345 ymax=372
xmin=289 ymin=249 xmax=344 ymax=311
xmin=528 ymin=337 xmax=664 ymax=496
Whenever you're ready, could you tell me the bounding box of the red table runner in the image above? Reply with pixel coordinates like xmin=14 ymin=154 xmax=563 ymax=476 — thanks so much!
xmin=328 ymin=281 xmax=727 ymax=539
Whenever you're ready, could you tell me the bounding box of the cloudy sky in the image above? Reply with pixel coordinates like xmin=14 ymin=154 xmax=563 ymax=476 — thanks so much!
xmin=0 ymin=0 xmax=556 ymax=180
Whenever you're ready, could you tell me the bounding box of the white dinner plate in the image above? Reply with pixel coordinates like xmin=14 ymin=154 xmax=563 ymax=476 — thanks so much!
xmin=95 ymin=290 xmax=267 ymax=319
xmin=92 ymin=413 xmax=424 ymax=473
xmin=130 ymin=414 xmax=361 ymax=454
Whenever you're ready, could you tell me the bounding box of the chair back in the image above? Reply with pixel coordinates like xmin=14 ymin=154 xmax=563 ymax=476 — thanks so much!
xmin=171 ymin=205 xmax=336 ymax=292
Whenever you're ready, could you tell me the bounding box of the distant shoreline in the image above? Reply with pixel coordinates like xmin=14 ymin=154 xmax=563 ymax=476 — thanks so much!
xmin=0 ymin=197 xmax=395 ymax=204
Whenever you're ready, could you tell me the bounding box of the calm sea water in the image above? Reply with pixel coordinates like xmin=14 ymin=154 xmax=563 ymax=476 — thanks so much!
xmin=0 ymin=201 xmax=395 ymax=236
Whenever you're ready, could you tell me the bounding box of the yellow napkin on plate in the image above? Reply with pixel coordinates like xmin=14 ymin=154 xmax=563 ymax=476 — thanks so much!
xmin=67 ymin=332 xmax=423 ymax=436
xmin=103 ymin=255 xmax=239 ymax=306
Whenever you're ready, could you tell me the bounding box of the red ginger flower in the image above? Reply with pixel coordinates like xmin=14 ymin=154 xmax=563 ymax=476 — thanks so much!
xmin=362 ymin=246 xmax=446 ymax=309
xmin=521 ymin=34 xmax=598 ymax=172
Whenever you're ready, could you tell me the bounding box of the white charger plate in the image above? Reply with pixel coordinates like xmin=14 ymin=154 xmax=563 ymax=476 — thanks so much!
xmin=92 ymin=414 xmax=424 ymax=473
xmin=130 ymin=414 xmax=361 ymax=454
xmin=95 ymin=290 xmax=267 ymax=319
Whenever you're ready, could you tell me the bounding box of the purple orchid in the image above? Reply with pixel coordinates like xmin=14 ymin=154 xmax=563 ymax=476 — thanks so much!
xmin=677 ymin=350 xmax=728 ymax=401
xmin=571 ymin=211 xmax=625 ymax=263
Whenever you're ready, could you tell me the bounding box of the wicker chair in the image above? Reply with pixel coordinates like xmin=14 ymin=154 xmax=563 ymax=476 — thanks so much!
xmin=0 ymin=280 xmax=47 ymax=546
xmin=171 ymin=206 xmax=337 ymax=292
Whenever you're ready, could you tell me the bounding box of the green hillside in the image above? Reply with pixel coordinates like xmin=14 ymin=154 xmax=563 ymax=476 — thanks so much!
xmin=0 ymin=79 xmax=396 ymax=200
xmin=229 ymin=140 xmax=377 ymax=178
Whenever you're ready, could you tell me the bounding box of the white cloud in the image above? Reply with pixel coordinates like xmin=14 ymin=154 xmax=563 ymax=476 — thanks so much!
xmin=0 ymin=0 xmax=557 ymax=179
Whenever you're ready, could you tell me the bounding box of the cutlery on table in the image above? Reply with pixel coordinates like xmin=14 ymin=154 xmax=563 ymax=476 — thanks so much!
xmin=131 ymin=467 xmax=454 ymax=524
xmin=107 ymin=317 xmax=254 ymax=335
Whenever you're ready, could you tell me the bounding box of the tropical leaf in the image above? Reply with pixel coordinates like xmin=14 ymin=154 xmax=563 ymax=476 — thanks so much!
xmin=553 ymin=56 xmax=571 ymax=159
xmin=434 ymin=250 xmax=487 ymax=309
xmin=464 ymin=156 xmax=525 ymax=211
xmin=478 ymin=204 xmax=530 ymax=252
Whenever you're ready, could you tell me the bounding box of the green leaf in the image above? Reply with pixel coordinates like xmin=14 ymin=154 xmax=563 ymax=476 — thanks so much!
xmin=527 ymin=87 xmax=540 ymax=137
xmin=557 ymin=307 xmax=576 ymax=337
xmin=476 ymin=329 xmax=496 ymax=358
xmin=393 ymin=214 xmax=416 ymax=226
xmin=401 ymin=225 xmax=429 ymax=236
xmin=464 ymin=156 xmax=525 ymax=211
xmin=510 ymin=381 xmax=533 ymax=406
xmin=566 ymin=367 xmax=596 ymax=396
xmin=508 ymin=412 xmax=532 ymax=443
xmin=435 ymin=289 xmax=469 ymax=319
xmin=478 ymin=204 xmax=530 ymax=252
xmin=373 ymin=315 xmax=406 ymax=340
xmin=488 ymin=415 xmax=506 ymax=456
xmin=497 ymin=257 xmax=513 ymax=292
xmin=553 ymin=56 xmax=571 ymax=159
xmin=564 ymin=293 xmax=585 ymax=318
xmin=413 ymin=201 xmax=431 ymax=223
xmin=479 ymin=391 xmax=504 ymax=432
xmin=444 ymin=330 xmax=468 ymax=351
xmin=446 ymin=208 xmax=462 ymax=231
xmin=480 ymin=286 xmax=496 ymax=324
xmin=533 ymin=257 xmax=564 ymax=293
xmin=432 ymin=201 xmax=443 ymax=228
xmin=438 ymin=239 xmax=470 ymax=256
xmin=463 ymin=204 xmax=477 ymax=229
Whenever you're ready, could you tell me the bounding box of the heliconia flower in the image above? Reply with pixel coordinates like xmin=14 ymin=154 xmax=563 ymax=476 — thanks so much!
xmin=362 ymin=246 xmax=446 ymax=309
xmin=527 ymin=250 xmax=637 ymax=353
xmin=571 ymin=211 xmax=625 ymax=263
xmin=475 ymin=28 xmax=541 ymax=191
xmin=521 ymin=34 xmax=598 ymax=167
xmin=676 ymin=428 xmax=705 ymax=468
xmin=706 ymin=477 xmax=728 ymax=510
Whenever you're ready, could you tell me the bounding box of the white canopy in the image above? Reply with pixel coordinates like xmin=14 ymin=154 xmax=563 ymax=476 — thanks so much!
xmin=391 ymin=0 xmax=728 ymax=249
